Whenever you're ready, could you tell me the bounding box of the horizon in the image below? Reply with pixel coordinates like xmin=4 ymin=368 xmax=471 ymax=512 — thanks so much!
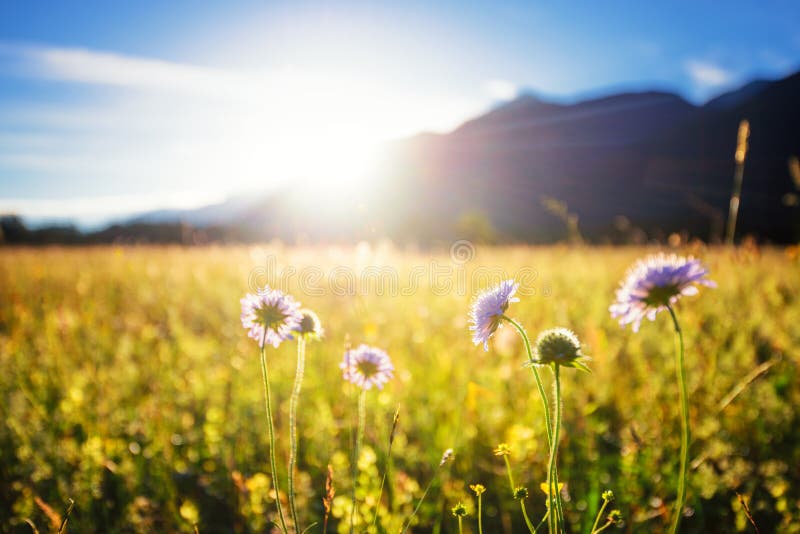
xmin=1 ymin=0 xmax=799 ymax=227
xmin=2 ymin=72 xmax=791 ymax=231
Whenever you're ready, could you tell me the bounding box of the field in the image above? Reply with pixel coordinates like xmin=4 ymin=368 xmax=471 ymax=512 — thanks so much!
xmin=1 ymin=245 xmax=798 ymax=533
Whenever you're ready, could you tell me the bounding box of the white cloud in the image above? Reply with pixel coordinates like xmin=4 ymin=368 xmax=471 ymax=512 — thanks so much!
xmin=685 ymin=59 xmax=732 ymax=88
xmin=5 ymin=43 xmax=252 ymax=99
xmin=484 ymin=78 xmax=518 ymax=101
xmin=0 ymin=42 xmax=500 ymax=223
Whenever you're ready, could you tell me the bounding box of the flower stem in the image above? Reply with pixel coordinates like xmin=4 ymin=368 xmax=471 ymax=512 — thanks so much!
xmin=399 ymin=469 xmax=439 ymax=534
xmin=667 ymin=305 xmax=689 ymax=534
xmin=520 ymin=500 xmax=536 ymax=534
xmin=547 ymin=365 xmax=563 ymax=534
xmin=503 ymin=455 xmax=534 ymax=533
xmin=590 ymin=497 xmax=610 ymax=534
xmin=503 ymin=316 xmax=564 ymax=529
xmin=502 ymin=316 xmax=553 ymax=448
xmin=259 ymin=338 xmax=288 ymax=533
xmin=476 ymin=493 xmax=484 ymax=534
xmin=535 ymin=510 xmax=549 ymax=533
xmin=288 ymin=336 xmax=306 ymax=532
xmin=502 ymin=455 xmax=516 ymax=492
xmin=457 ymin=516 xmax=464 ymax=534
xmin=350 ymin=389 xmax=367 ymax=534
xmin=371 ymin=407 xmax=399 ymax=530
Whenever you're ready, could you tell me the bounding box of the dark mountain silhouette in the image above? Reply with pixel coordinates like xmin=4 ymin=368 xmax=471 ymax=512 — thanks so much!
xmin=369 ymin=72 xmax=800 ymax=243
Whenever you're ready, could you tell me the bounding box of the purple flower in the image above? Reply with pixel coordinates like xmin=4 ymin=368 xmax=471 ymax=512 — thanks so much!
xmin=610 ymin=253 xmax=715 ymax=332
xmin=241 ymin=289 xmax=303 ymax=348
xmin=469 ymin=279 xmax=520 ymax=350
xmin=340 ymin=344 xmax=394 ymax=390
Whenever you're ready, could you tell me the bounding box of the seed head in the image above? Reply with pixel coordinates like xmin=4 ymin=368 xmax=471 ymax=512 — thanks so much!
xmin=608 ymin=509 xmax=623 ymax=524
xmin=533 ymin=328 xmax=590 ymax=371
xmin=451 ymin=502 xmax=467 ymax=517
xmin=513 ymin=486 xmax=529 ymax=500
xmin=295 ymin=309 xmax=324 ymax=340
xmin=440 ymin=448 xmax=455 ymax=466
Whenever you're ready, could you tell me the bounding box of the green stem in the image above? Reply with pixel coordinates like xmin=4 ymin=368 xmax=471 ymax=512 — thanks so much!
xmin=350 ymin=390 xmax=367 ymax=534
xmin=668 ymin=305 xmax=689 ymax=534
xmin=259 ymin=337 xmax=288 ymax=533
xmin=503 ymin=456 xmax=516 ymax=492
xmin=590 ymin=498 xmax=609 ymax=534
xmin=288 ymin=336 xmax=306 ymax=532
xmin=399 ymin=470 xmax=438 ymax=534
xmin=593 ymin=520 xmax=614 ymax=534
xmin=535 ymin=510 xmax=549 ymax=533
xmin=504 ymin=455 xmax=534 ymax=533
xmin=504 ymin=316 xmax=564 ymax=529
xmin=457 ymin=516 xmax=464 ymax=534
xmin=520 ymin=500 xmax=536 ymax=534
xmin=371 ymin=409 xmax=398 ymax=530
xmin=477 ymin=494 xmax=483 ymax=534
xmin=547 ymin=365 xmax=563 ymax=534
xmin=502 ymin=316 xmax=553 ymax=449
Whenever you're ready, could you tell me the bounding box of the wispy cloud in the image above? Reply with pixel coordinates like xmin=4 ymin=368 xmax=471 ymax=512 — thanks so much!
xmin=4 ymin=43 xmax=251 ymax=99
xmin=684 ymin=59 xmax=733 ymax=88
xmin=0 ymin=42 xmax=493 ymax=223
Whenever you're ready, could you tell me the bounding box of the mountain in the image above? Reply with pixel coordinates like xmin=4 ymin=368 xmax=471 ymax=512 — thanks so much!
xmin=118 ymin=72 xmax=800 ymax=245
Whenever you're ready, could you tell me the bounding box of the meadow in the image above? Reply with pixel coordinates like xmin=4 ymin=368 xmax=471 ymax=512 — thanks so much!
xmin=1 ymin=244 xmax=798 ymax=533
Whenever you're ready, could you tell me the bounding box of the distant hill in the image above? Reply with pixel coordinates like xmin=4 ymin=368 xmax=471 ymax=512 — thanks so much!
xmin=369 ymin=71 xmax=800 ymax=243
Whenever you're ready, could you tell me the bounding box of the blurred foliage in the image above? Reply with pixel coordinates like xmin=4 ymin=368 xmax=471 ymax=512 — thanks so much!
xmin=0 ymin=245 xmax=798 ymax=532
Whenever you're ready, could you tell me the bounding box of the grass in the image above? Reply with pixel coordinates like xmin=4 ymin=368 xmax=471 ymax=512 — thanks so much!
xmin=1 ymin=244 xmax=798 ymax=533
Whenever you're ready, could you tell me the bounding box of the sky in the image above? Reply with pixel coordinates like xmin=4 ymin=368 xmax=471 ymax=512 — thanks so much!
xmin=0 ymin=0 xmax=799 ymax=226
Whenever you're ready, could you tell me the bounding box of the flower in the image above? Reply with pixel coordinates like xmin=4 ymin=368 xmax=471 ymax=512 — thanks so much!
xmin=602 ymin=490 xmax=615 ymax=502
xmin=440 ymin=448 xmax=455 ymax=466
xmin=532 ymin=328 xmax=589 ymax=370
xmin=469 ymin=279 xmax=520 ymax=350
xmin=610 ymin=253 xmax=715 ymax=332
xmin=493 ymin=443 xmax=512 ymax=456
xmin=240 ymin=289 xmax=302 ymax=348
xmin=470 ymin=484 xmax=486 ymax=496
xmin=451 ymin=502 xmax=467 ymax=517
xmin=539 ymin=482 xmax=565 ymax=496
xmin=340 ymin=344 xmax=394 ymax=390
xmin=608 ymin=509 xmax=623 ymax=524
xmin=294 ymin=309 xmax=324 ymax=340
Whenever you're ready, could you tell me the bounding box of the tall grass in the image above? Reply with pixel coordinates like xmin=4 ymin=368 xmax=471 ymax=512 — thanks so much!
xmin=1 ymin=245 xmax=798 ymax=532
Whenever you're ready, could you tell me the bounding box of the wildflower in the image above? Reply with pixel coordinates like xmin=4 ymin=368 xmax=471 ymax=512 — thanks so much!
xmin=470 ymin=484 xmax=486 ymax=496
xmin=608 ymin=509 xmax=623 ymax=524
xmin=440 ymin=448 xmax=455 ymax=466
xmin=294 ymin=308 xmax=324 ymax=339
xmin=610 ymin=253 xmax=715 ymax=332
xmin=539 ymin=482 xmax=565 ymax=496
xmin=451 ymin=502 xmax=467 ymax=517
xmin=513 ymin=487 xmax=529 ymax=500
xmin=340 ymin=345 xmax=394 ymax=390
xmin=240 ymin=290 xmax=302 ymax=348
xmin=493 ymin=443 xmax=512 ymax=456
xmin=532 ymin=327 xmax=589 ymax=370
xmin=469 ymin=279 xmax=519 ymax=350
xmin=602 ymin=490 xmax=615 ymax=502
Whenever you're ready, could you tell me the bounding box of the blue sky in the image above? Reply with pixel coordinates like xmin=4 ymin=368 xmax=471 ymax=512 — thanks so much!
xmin=1 ymin=0 xmax=799 ymax=225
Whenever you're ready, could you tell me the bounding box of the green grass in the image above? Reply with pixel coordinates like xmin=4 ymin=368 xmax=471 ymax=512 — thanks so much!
xmin=1 ymin=245 xmax=798 ymax=533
